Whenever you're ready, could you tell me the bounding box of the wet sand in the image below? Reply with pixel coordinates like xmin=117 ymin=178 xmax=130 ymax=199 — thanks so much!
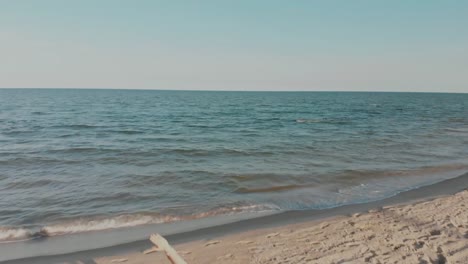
xmin=3 ymin=172 xmax=468 ymax=264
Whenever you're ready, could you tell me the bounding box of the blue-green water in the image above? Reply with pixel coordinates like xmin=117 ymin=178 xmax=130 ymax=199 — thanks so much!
xmin=1 ymin=89 xmax=467 ymax=241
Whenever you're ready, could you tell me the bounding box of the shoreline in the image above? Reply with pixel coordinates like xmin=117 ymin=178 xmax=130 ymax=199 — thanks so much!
xmin=2 ymin=171 xmax=468 ymax=263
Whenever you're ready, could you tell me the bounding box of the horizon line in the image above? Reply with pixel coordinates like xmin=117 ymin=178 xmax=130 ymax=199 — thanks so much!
xmin=0 ymin=87 xmax=466 ymax=94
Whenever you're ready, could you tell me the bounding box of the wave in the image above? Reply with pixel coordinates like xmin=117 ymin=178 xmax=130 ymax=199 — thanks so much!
xmin=230 ymin=163 xmax=468 ymax=196
xmin=333 ymin=163 xmax=468 ymax=183
xmin=0 ymin=203 xmax=279 ymax=243
xmin=161 ymin=148 xmax=274 ymax=157
xmin=31 ymin=111 xmax=48 ymax=115
xmin=0 ymin=227 xmax=32 ymax=242
xmin=61 ymin=124 xmax=100 ymax=129
xmin=104 ymin=130 xmax=146 ymax=135
xmin=40 ymin=214 xmax=172 ymax=236
xmin=295 ymin=118 xmax=351 ymax=124
xmin=0 ymin=157 xmax=82 ymax=166
xmin=234 ymin=184 xmax=316 ymax=194
xmin=444 ymin=127 xmax=468 ymax=134
xmin=3 ymin=179 xmax=64 ymax=190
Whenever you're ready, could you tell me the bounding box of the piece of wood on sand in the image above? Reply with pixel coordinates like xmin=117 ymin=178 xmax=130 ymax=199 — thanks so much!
xmin=150 ymin=233 xmax=188 ymax=264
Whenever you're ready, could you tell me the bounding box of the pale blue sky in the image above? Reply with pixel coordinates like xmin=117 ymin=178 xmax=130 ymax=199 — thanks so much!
xmin=1 ymin=0 xmax=467 ymax=92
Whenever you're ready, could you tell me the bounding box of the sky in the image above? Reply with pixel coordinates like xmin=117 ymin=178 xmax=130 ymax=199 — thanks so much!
xmin=1 ymin=0 xmax=467 ymax=92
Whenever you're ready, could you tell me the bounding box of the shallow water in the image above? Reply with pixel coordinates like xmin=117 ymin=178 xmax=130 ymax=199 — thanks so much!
xmin=0 ymin=89 xmax=467 ymax=241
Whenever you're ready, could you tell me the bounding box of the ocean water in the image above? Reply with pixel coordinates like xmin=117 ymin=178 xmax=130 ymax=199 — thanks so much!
xmin=0 ymin=89 xmax=467 ymax=242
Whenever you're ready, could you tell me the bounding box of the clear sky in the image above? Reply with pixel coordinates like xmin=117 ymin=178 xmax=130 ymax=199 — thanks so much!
xmin=1 ymin=0 xmax=467 ymax=92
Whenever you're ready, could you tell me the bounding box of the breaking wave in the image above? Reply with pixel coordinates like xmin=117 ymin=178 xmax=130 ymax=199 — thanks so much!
xmin=0 ymin=203 xmax=279 ymax=243
xmin=0 ymin=227 xmax=32 ymax=242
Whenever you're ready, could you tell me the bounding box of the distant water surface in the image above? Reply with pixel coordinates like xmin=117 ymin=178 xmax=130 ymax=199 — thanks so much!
xmin=0 ymin=89 xmax=467 ymax=241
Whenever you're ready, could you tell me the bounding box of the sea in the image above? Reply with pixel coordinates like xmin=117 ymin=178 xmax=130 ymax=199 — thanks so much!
xmin=1 ymin=89 xmax=467 ymax=243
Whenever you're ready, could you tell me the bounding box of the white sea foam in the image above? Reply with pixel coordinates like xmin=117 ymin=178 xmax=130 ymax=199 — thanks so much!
xmin=0 ymin=227 xmax=32 ymax=242
xmin=0 ymin=203 xmax=280 ymax=242
xmin=40 ymin=214 xmax=170 ymax=236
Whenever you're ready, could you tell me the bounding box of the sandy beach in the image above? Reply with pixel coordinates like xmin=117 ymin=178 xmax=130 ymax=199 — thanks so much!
xmin=92 ymin=189 xmax=468 ymax=264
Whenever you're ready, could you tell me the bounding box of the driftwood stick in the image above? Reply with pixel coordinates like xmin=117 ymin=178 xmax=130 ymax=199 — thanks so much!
xmin=150 ymin=234 xmax=188 ymax=264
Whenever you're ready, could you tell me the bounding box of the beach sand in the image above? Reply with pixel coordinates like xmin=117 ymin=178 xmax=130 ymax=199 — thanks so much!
xmin=94 ymin=190 xmax=468 ymax=264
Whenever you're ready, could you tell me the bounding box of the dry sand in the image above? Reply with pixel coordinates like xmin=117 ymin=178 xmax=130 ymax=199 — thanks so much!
xmin=95 ymin=190 xmax=468 ymax=264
